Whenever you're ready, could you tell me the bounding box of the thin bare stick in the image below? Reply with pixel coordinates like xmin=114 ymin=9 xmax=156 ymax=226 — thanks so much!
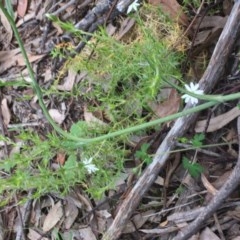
xmin=102 ymin=1 xmax=240 ymax=239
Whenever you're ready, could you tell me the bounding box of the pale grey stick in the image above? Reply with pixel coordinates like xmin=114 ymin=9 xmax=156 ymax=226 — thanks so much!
xmin=102 ymin=1 xmax=240 ymax=239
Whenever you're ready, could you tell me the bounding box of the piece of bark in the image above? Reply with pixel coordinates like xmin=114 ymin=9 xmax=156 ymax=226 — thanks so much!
xmin=102 ymin=1 xmax=240 ymax=239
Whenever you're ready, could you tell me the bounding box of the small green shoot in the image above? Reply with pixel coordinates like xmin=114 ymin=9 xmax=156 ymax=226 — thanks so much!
xmin=182 ymin=156 xmax=204 ymax=178
xmin=135 ymin=143 xmax=152 ymax=165
xmin=191 ymin=133 xmax=205 ymax=148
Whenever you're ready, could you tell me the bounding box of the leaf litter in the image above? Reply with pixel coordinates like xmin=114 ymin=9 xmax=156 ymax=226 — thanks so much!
xmin=0 ymin=0 xmax=240 ymax=239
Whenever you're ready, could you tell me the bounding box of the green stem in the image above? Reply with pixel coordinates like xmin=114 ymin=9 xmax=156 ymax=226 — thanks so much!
xmin=0 ymin=3 xmax=80 ymax=141
xmin=2 ymin=4 xmax=240 ymax=147
xmin=164 ymin=78 xmax=224 ymax=102
xmin=73 ymin=101 xmax=217 ymax=146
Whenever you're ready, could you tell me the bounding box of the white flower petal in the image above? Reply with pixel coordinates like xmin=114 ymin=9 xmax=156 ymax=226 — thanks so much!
xmin=182 ymin=82 xmax=204 ymax=104
xmin=82 ymin=157 xmax=99 ymax=174
xmin=83 ymin=157 xmax=93 ymax=165
xmin=184 ymin=84 xmax=191 ymax=92
xmin=195 ymin=89 xmax=204 ymax=95
xmin=127 ymin=0 xmax=140 ymax=14
xmin=85 ymin=164 xmax=99 ymax=174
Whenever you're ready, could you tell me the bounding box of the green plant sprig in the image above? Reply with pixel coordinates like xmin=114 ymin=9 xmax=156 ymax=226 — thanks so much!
xmin=2 ymin=4 xmax=240 ymax=147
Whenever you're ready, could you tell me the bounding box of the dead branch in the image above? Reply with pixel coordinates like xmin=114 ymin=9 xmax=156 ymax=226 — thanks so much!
xmin=102 ymin=1 xmax=240 ymax=239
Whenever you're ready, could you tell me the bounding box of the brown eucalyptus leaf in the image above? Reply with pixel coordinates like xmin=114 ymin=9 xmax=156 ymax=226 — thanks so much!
xmin=42 ymin=201 xmax=63 ymax=232
xmin=148 ymin=89 xmax=180 ymax=119
xmin=0 ymin=50 xmax=45 ymax=74
xmin=1 ymin=98 xmax=11 ymax=125
xmin=64 ymin=199 xmax=79 ymax=229
xmin=57 ymin=69 xmax=77 ymax=91
xmin=17 ymin=0 xmax=28 ymax=17
xmin=195 ymin=106 xmax=240 ymax=132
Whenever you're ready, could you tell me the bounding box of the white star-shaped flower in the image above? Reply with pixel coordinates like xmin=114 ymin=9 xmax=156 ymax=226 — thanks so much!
xmin=181 ymin=82 xmax=204 ymax=104
xmin=127 ymin=0 xmax=140 ymax=14
xmin=82 ymin=157 xmax=99 ymax=174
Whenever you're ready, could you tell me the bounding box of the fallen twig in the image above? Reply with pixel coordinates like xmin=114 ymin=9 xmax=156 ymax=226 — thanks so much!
xmin=102 ymin=1 xmax=240 ymax=239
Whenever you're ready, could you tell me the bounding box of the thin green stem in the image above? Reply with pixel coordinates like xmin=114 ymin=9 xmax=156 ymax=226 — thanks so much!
xmin=164 ymin=78 xmax=224 ymax=102
xmin=2 ymin=3 xmax=240 ymax=147
xmin=0 ymin=3 xmax=80 ymax=141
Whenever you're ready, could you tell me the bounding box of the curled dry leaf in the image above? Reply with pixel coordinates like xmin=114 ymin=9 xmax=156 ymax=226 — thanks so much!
xmin=57 ymin=69 xmax=77 ymax=91
xmin=148 ymin=88 xmax=180 ymax=119
xmin=195 ymin=106 xmax=240 ymax=132
xmin=84 ymin=105 xmax=108 ymax=126
xmin=49 ymin=109 xmax=66 ymax=125
xmin=1 ymin=98 xmax=11 ymax=125
xmin=42 ymin=201 xmax=63 ymax=232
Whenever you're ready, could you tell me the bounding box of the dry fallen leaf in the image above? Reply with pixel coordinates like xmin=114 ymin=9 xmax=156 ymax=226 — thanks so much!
xmin=16 ymin=12 xmax=35 ymax=27
xmin=55 ymin=152 xmax=66 ymax=165
xmin=1 ymin=98 xmax=11 ymax=125
xmin=201 ymin=173 xmax=218 ymax=196
xmin=195 ymin=106 xmax=240 ymax=132
xmin=28 ymin=228 xmax=48 ymax=240
xmin=192 ymin=16 xmax=227 ymax=47
xmin=96 ymin=210 xmax=113 ymax=234
xmin=57 ymin=69 xmax=77 ymax=91
xmin=64 ymin=199 xmax=79 ymax=229
xmin=123 ymin=210 xmax=155 ymax=233
xmin=0 ymin=49 xmax=46 ymax=74
xmin=79 ymin=227 xmax=97 ymax=240
xmin=148 ymin=88 xmax=180 ymax=119
xmin=148 ymin=0 xmax=188 ymax=26
xmin=17 ymin=0 xmax=28 ymax=18
xmin=200 ymin=227 xmax=221 ymax=240
xmin=49 ymin=109 xmax=66 ymax=125
xmin=42 ymin=201 xmax=63 ymax=232
xmin=84 ymin=105 xmax=108 ymax=126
